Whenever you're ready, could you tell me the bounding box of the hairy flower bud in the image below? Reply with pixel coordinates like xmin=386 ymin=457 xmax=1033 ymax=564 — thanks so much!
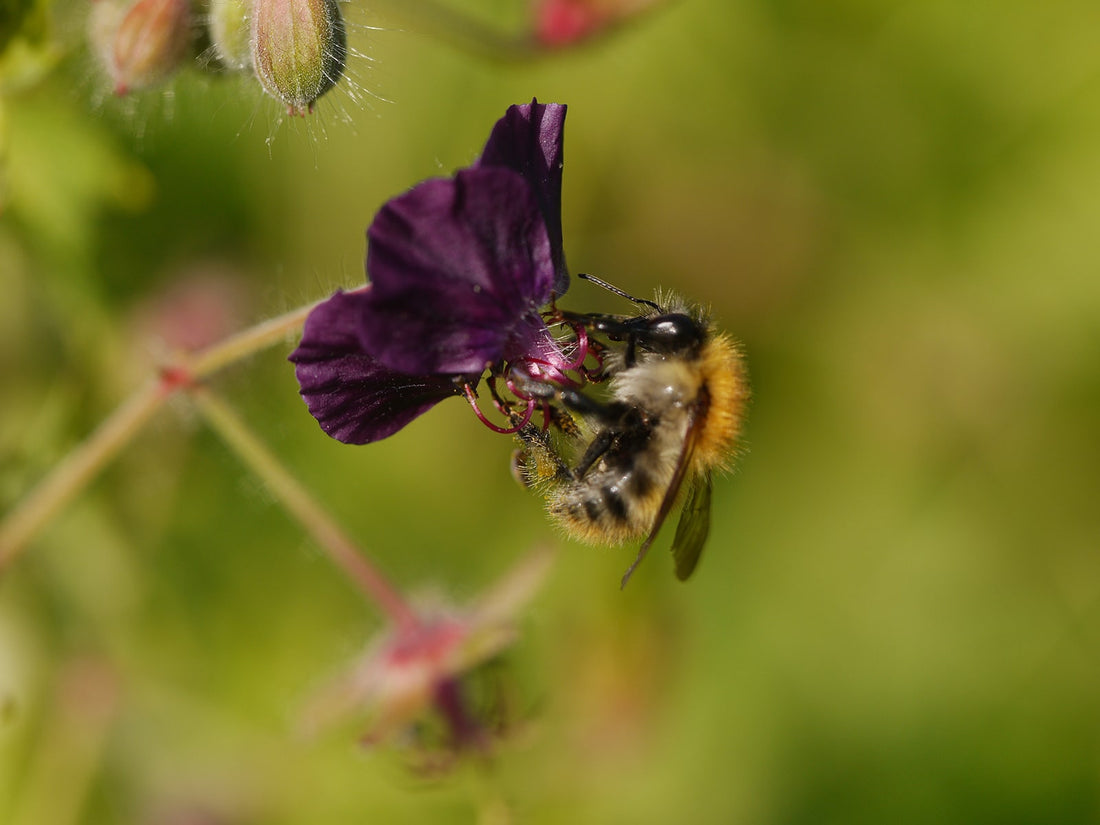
xmin=300 ymin=547 xmax=554 ymax=761
xmin=208 ymin=0 xmax=251 ymax=71
xmin=533 ymin=0 xmax=665 ymax=47
xmin=249 ymin=0 xmax=347 ymax=115
xmin=89 ymin=0 xmax=194 ymax=95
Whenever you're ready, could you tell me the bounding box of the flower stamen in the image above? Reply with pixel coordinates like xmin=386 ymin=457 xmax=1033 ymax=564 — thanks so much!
xmin=463 ymin=383 xmax=536 ymax=434
xmin=565 ymin=320 xmax=590 ymax=372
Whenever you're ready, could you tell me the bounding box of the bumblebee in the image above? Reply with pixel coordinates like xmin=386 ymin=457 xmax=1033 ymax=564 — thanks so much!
xmin=516 ymin=277 xmax=748 ymax=586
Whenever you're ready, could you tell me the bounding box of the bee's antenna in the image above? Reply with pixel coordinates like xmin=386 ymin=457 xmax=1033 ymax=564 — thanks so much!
xmin=577 ymin=273 xmax=662 ymax=312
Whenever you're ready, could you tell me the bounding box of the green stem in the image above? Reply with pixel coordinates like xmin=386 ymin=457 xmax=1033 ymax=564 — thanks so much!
xmin=189 ymin=300 xmax=320 ymax=379
xmin=0 ymin=299 xmax=324 ymax=574
xmin=190 ymin=387 xmax=419 ymax=628
xmin=0 ymin=379 xmax=168 ymax=571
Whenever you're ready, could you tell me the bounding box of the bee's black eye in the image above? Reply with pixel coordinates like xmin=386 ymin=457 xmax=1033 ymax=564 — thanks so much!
xmin=639 ymin=313 xmax=704 ymax=354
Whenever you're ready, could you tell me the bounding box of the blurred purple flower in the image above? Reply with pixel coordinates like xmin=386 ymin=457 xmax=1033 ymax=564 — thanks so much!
xmin=290 ymin=100 xmax=572 ymax=444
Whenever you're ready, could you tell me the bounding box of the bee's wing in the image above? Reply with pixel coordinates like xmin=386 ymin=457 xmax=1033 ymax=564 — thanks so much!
xmin=619 ymin=413 xmax=702 ymax=588
xmin=670 ymin=472 xmax=712 ymax=581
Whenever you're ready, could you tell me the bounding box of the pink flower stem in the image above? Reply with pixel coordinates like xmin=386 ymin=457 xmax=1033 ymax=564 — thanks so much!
xmin=0 ymin=298 xmax=323 ymax=575
xmin=0 ymin=378 xmax=168 ymax=572
xmin=188 ymin=386 xmax=420 ymax=629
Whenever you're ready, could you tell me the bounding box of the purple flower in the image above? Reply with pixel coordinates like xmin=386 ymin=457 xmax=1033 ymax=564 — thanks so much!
xmin=357 ymin=167 xmax=555 ymax=376
xmin=289 ymin=290 xmax=466 ymax=444
xmin=290 ymin=100 xmax=572 ymax=444
xmin=479 ymin=101 xmax=569 ymax=296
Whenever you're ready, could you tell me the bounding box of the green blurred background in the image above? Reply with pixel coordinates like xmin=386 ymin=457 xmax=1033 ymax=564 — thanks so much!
xmin=3 ymin=0 xmax=1100 ymax=822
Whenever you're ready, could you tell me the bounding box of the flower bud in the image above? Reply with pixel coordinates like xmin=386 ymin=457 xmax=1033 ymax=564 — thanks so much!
xmin=208 ymin=0 xmax=251 ymax=71
xmin=533 ymin=0 xmax=664 ymax=47
xmin=89 ymin=0 xmax=194 ymax=95
xmin=249 ymin=0 xmax=347 ymax=116
xmin=299 ymin=547 xmax=554 ymax=762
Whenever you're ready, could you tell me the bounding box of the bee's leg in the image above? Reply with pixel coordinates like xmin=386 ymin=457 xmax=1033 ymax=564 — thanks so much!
xmin=573 ymin=428 xmax=614 ymax=479
xmin=555 ymin=387 xmax=630 ymax=428
xmin=513 ymin=378 xmax=631 ymax=480
xmin=513 ymin=423 xmax=571 ymax=483
xmin=513 ymin=374 xmax=624 ymax=425
xmin=560 ymin=312 xmax=646 ymax=367
xmin=547 ymin=404 xmax=580 ymax=437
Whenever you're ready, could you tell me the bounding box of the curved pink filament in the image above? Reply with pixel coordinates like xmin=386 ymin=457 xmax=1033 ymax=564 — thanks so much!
xmin=505 ymin=374 xmax=532 ymax=402
xmin=504 ymin=375 xmax=555 ymax=432
xmin=563 ymin=322 xmax=589 ymax=372
xmin=463 ymin=384 xmax=535 ymax=434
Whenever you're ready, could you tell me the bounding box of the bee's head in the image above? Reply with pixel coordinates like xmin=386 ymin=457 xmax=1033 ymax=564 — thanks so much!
xmin=637 ymin=312 xmax=706 ymax=356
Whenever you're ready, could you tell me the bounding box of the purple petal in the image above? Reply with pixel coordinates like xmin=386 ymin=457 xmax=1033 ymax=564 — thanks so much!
xmin=478 ymin=100 xmax=569 ymax=296
xmin=289 ymin=290 xmax=463 ymax=444
xmin=359 ymin=166 xmax=555 ymax=376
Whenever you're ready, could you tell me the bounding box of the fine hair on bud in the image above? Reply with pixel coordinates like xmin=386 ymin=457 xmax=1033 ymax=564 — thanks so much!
xmin=249 ymin=0 xmax=348 ymax=116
